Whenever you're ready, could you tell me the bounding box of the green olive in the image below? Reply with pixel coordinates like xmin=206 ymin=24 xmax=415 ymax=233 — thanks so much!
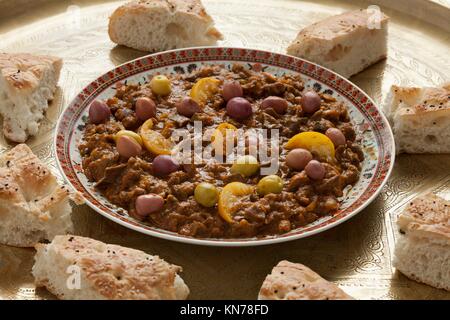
xmin=257 ymin=175 xmax=284 ymax=196
xmin=230 ymin=155 xmax=259 ymax=177
xmin=150 ymin=75 xmax=171 ymax=96
xmin=194 ymin=182 xmax=219 ymax=207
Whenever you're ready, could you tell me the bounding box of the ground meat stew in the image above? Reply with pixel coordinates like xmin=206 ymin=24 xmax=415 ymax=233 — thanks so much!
xmin=78 ymin=64 xmax=364 ymax=239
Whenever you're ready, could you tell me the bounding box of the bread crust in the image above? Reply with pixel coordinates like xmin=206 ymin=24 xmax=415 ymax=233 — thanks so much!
xmin=0 ymin=53 xmax=62 ymax=93
xmin=0 ymin=144 xmax=75 ymax=247
xmin=389 ymin=84 xmax=450 ymax=116
xmin=397 ymin=193 xmax=450 ymax=242
xmin=289 ymin=9 xmax=388 ymax=42
xmin=0 ymin=53 xmax=62 ymax=142
xmin=394 ymin=193 xmax=450 ymax=291
xmin=384 ymin=83 xmax=450 ymax=153
xmin=258 ymin=260 xmax=353 ymax=300
xmin=287 ymin=9 xmax=389 ymax=78
xmin=33 ymin=235 xmax=190 ymax=300
xmin=108 ymin=0 xmax=223 ymax=52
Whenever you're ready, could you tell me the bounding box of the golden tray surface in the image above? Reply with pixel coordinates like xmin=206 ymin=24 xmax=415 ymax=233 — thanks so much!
xmin=0 ymin=0 xmax=449 ymax=300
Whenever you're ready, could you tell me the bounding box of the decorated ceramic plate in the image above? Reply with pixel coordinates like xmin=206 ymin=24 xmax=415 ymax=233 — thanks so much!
xmin=55 ymin=47 xmax=395 ymax=246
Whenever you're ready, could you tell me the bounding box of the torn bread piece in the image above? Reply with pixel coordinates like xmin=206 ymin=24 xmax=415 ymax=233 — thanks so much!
xmin=0 ymin=53 xmax=62 ymax=142
xmin=108 ymin=0 xmax=223 ymax=52
xmin=258 ymin=260 xmax=353 ymax=300
xmin=33 ymin=235 xmax=190 ymax=300
xmin=0 ymin=144 xmax=79 ymax=247
xmin=393 ymin=193 xmax=450 ymax=291
xmin=287 ymin=9 xmax=389 ymax=78
xmin=383 ymin=83 xmax=450 ymax=154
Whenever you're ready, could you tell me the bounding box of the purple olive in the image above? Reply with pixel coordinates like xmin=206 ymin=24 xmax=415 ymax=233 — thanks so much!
xmin=89 ymin=100 xmax=111 ymax=124
xmin=176 ymin=97 xmax=201 ymax=117
xmin=135 ymin=97 xmax=156 ymax=121
xmin=325 ymin=128 xmax=346 ymax=147
xmin=222 ymin=81 xmax=243 ymax=101
xmin=152 ymin=155 xmax=180 ymax=176
xmin=226 ymin=97 xmax=253 ymax=121
xmin=305 ymin=160 xmax=326 ymax=180
xmin=301 ymin=91 xmax=321 ymax=113
xmin=135 ymin=194 xmax=164 ymax=218
xmin=116 ymin=135 xmax=142 ymax=159
xmin=286 ymin=148 xmax=313 ymax=171
xmin=261 ymin=96 xmax=288 ymax=114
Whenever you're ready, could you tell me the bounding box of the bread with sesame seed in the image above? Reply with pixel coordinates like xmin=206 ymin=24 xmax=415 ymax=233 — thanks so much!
xmin=258 ymin=260 xmax=353 ymax=300
xmin=0 ymin=53 xmax=62 ymax=142
xmin=393 ymin=193 xmax=450 ymax=291
xmin=383 ymin=83 xmax=450 ymax=154
xmin=108 ymin=0 xmax=223 ymax=52
xmin=286 ymin=9 xmax=389 ymax=78
xmin=0 ymin=144 xmax=80 ymax=247
xmin=32 ymin=235 xmax=190 ymax=300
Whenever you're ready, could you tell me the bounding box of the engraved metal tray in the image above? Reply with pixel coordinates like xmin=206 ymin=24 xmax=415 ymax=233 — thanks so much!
xmin=0 ymin=0 xmax=449 ymax=300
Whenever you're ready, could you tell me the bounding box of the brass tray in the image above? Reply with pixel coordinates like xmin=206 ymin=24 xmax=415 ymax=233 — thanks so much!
xmin=0 ymin=0 xmax=449 ymax=300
